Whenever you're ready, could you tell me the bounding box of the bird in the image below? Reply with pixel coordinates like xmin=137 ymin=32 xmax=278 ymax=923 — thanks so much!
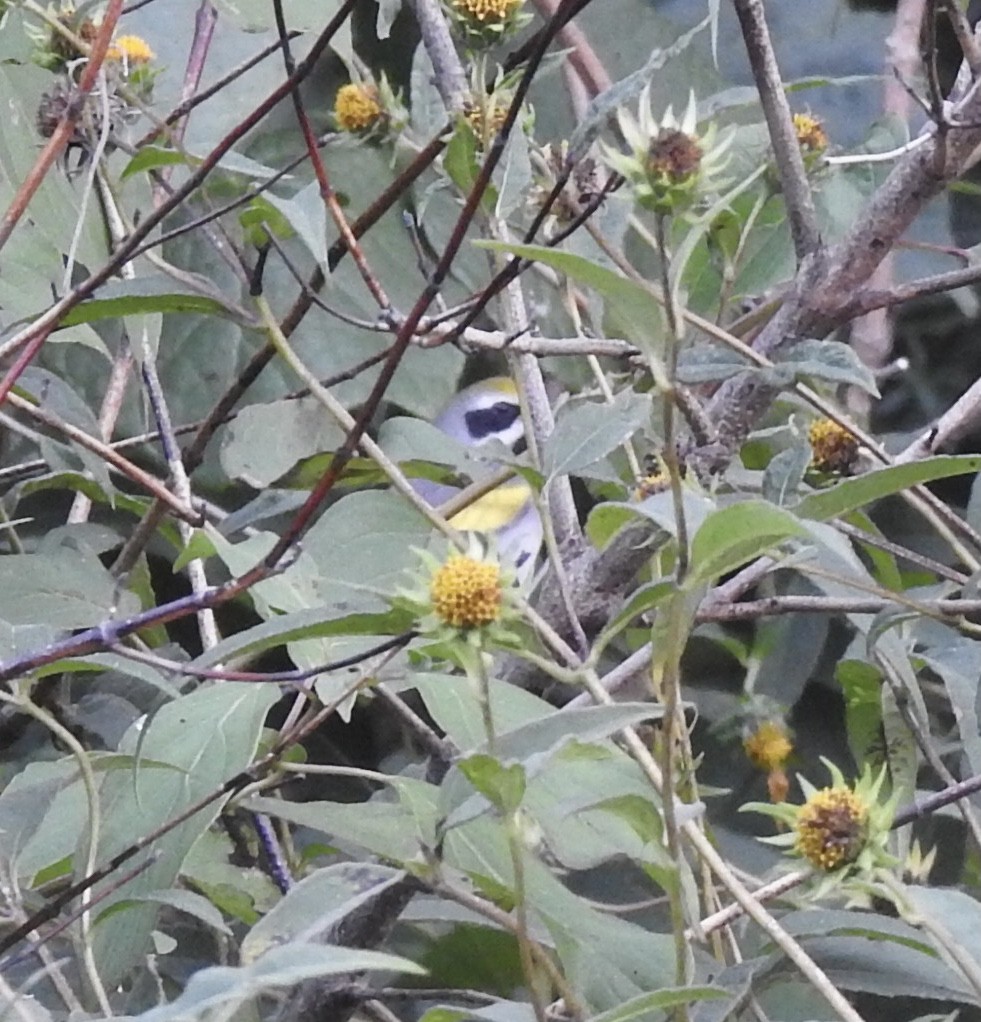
xmin=413 ymin=376 xmax=543 ymax=580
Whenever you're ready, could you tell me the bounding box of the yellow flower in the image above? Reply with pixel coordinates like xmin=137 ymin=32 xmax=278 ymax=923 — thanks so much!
xmin=334 ymin=83 xmax=383 ymax=133
xmin=634 ymin=470 xmax=671 ymax=500
xmin=794 ymin=785 xmax=869 ymax=872
xmin=793 ymin=112 xmax=828 ymax=155
xmin=106 ymin=34 xmax=155 ymax=63
xmin=743 ymin=720 xmax=793 ymax=772
xmin=808 ymin=418 xmax=859 ymax=475
xmin=430 ymin=554 xmax=503 ymax=630
xmin=451 ymin=0 xmax=522 ymax=23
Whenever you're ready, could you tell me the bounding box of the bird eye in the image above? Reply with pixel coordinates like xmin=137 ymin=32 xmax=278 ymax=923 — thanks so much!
xmin=464 ymin=401 xmax=521 ymax=442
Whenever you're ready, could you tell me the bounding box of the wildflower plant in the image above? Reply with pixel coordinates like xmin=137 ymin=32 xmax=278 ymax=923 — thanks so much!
xmin=398 ymin=537 xmax=526 ymax=655
xmin=600 ymin=86 xmax=733 ymax=216
xmin=745 ymin=759 xmax=900 ymax=895
xmin=8 ymin=1 xmax=981 ymax=1019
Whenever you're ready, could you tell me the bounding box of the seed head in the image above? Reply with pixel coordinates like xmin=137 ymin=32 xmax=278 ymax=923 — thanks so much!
xmin=794 ymin=786 xmax=869 ymax=872
xmin=809 ymin=418 xmax=859 ymax=475
xmin=646 ymin=129 xmax=703 ymax=185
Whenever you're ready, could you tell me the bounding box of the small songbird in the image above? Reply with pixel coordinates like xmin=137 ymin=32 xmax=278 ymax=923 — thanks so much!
xmin=413 ymin=377 xmax=543 ymax=580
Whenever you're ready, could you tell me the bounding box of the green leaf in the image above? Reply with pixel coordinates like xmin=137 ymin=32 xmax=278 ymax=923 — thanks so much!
xmin=458 ymin=755 xmax=526 ymax=814
xmin=589 ymin=986 xmax=727 ymax=1022
xmin=440 ymin=704 xmax=663 ymax=828
xmin=173 ymin=529 xmax=218 ymax=574
xmin=413 ymin=673 xmax=553 ymax=750
xmin=587 ymin=490 xmax=717 ymax=548
xmin=598 ymin=579 xmax=676 ymax=650
xmin=904 ymin=887 xmax=981 ymax=970
xmin=776 ymin=338 xmax=879 ymax=396
xmin=104 ymin=888 xmax=232 ymax=936
xmin=0 ymin=547 xmax=141 ymax=631
xmin=247 ymin=777 xmax=440 ymax=865
xmin=121 ymin=146 xmax=189 ymax=179
xmin=688 ymin=501 xmax=807 ymax=585
xmin=220 ymin=396 xmax=346 ymax=488
xmin=676 ymin=342 xmax=753 ymax=384
xmin=241 ymin=862 xmax=407 ymax=963
xmin=265 ymin=181 xmax=329 ymax=269
xmin=131 ymin=944 xmax=423 ymax=1022
xmin=543 ymin=389 xmax=650 ymax=479
xmin=444 ymin=120 xmax=481 ymax=196
xmin=87 ymin=684 xmax=277 ymax=984
xmin=794 ymin=456 xmax=981 ymax=522
xmin=191 ymin=606 xmax=409 ymax=670
xmin=60 ymin=275 xmax=248 ymax=327
xmin=587 ymin=793 xmax=665 ymax=846
xmin=762 ymin=442 xmax=811 ymax=507
xmin=476 ymin=241 xmax=665 ymax=359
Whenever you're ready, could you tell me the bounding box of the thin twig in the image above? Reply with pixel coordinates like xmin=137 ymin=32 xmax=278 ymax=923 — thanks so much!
xmin=732 ymin=0 xmax=820 ymax=260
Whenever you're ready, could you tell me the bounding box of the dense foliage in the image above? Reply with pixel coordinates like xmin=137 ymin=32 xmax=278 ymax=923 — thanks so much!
xmin=4 ymin=2 xmax=981 ymax=1022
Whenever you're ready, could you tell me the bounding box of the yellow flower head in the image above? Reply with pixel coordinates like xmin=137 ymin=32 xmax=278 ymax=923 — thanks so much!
xmin=793 ymin=112 xmax=828 ymax=155
xmin=808 ymin=418 xmax=859 ymax=475
xmin=106 ymin=34 xmax=155 ymax=64
xmin=743 ymin=720 xmax=793 ymax=772
xmin=634 ymin=470 xmax=671 ymax=500
xmin=334 ymin=83 xmax=383 ymax=133
xmin=794 ymin=785 xmax=869 ymax=872
xmin=451 ymin=0 xmax=522 ymax=23
xmin=430 ymin=553 xmax=503 ymax=630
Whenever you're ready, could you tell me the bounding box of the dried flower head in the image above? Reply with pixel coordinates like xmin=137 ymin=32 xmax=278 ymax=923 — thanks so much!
xmin=809 ymin=418 xmax=859 ymax=475
xmin=646 ymin=129 xmax=703 ymax=184
xmin=48 ymin=10 xmax=97 ymax=62
xmin=744 ymin=760 xmax=899 ymax=885
xmin=36 ymin=74 xmax=129 ymax=161
xmin=794 ymin=785 xmax=869 ymax=872
xmin=601 ymin=87 xmax=732 ymax=216
xmin=430 ymin=553 xmax=503 ymax=630
xmin=334 ymin=83 xmax=383 ymax=133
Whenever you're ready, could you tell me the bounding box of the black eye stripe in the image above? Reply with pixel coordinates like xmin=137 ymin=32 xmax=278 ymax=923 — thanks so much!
xmin=464 ymin=401 xmax=521 ymax=441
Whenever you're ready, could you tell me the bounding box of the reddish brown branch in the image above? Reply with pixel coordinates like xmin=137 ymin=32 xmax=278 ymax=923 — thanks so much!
xmin=0 ymin=0 xmax=123 ymax=254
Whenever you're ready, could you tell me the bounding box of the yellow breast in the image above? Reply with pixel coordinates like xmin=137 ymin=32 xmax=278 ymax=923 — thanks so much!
xmin=449 ymin=481 xmax=533 ymax=532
